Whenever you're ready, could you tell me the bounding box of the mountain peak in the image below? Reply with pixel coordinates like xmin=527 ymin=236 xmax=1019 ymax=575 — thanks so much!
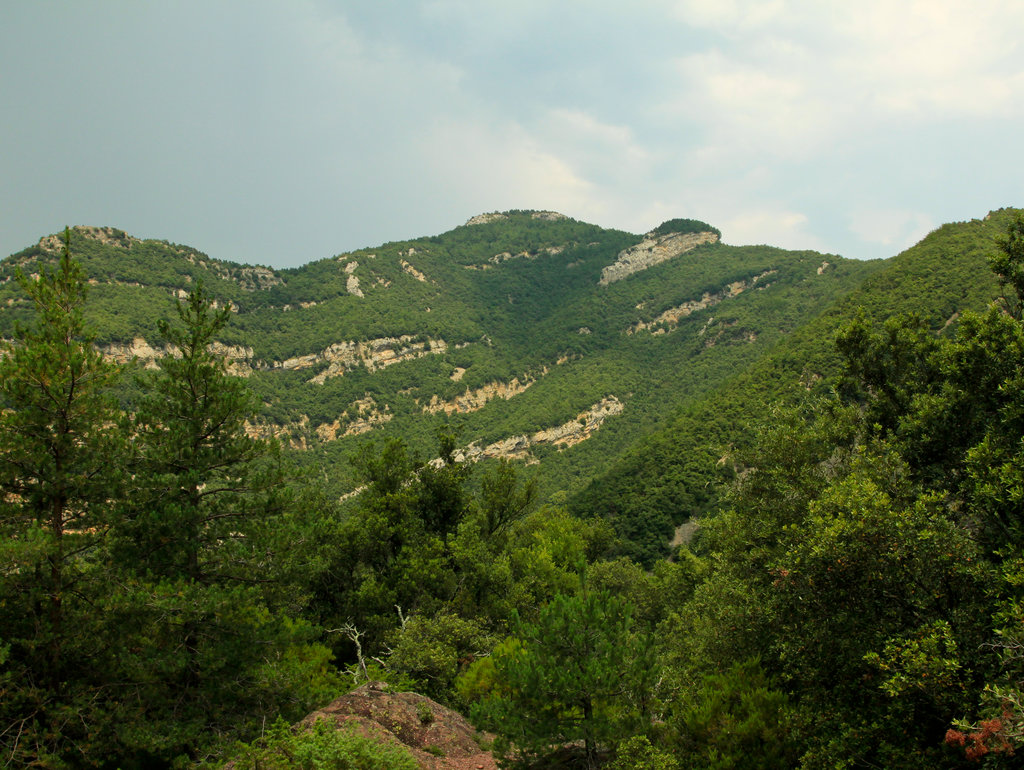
xmin=39 ymin=225 xmax=139 ymax=253
xmin=464 ymin=210 xmax=568 ymax=226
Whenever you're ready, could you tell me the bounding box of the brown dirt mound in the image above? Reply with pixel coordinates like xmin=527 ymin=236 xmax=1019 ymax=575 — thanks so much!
xmin=300 ymin=681 xmax=499 ymax=770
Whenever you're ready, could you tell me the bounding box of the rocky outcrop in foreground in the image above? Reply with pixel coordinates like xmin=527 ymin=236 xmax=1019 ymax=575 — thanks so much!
xmin=301 ymin=682 xmax=497 ymax=770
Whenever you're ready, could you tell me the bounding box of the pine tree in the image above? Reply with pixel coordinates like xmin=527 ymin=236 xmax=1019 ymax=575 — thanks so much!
xmin=122 ymin=282 xmax=271 ymax=583
xmin=0 ymin=227 xmax=126 ymax=765
xmin=107 ymin=283 xmax=335 ymax=763
xmin=473 ymin=589 xmax=657 ymax=769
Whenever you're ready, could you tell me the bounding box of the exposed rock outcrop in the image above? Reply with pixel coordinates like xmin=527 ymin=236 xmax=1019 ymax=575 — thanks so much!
xmin=441 ymin=396 xmax=624 ymax=465
xmin=99 ymin=337 xmax=171 ymax=369
xmin=316 ymin=397 xmax=393 ymax=441
xmin=530 ymin=396 xmax=623 ymax=448
xmin=402 ymin=260 xmax=429 ymax=283
xmin=99 ymin=338 xmax=256 ymax=377
xmin=465 ymin=210 xmax=566 ymax=227
xmin=599 ymin=230 xmax=720 ymax=285
xmin=423 ymin=372 xmax=542 ymax=415
xmin=299 ymin=682 xmax=497 ymax=770
xmin=39 ymin=226 xmax=139 ymax=252
xmin=276 ymin=336 xmax=448 ymax=384
xmin=244 ymin=415 xmax=309 ymax=450
xmin=100 ymin=333 xmax=452 ymax=383
xmin=180 ymin=251 xmax=281 ymax=291
xmin=343 ymin=261 xmax=364 ymax=297
xmin=627 ymin=269 xmax=776 ymax=335
xmin=464 ymin=212 xmax=509 ymax=226
xmin=486 ymin=243 xmax=570 ymax=266
xmin=102 ymin=335 xmax=450 ymax=384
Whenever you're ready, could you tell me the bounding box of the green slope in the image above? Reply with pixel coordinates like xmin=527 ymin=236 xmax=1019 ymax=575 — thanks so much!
xmin=571 ymin=208 xmax=1013 ymax=563
xmin=0 ymin=210 xmax=911 ymax=516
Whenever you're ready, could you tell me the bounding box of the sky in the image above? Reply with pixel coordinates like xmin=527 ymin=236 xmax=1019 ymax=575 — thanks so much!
xmin=3 ymin=1 xmax=1023 ymax=269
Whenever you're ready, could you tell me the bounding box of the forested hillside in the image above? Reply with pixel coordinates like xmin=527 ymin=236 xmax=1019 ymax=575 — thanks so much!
xmin=0 ymin=211 xmax=879 ymax=528
xmin=573 ymin=209 xmax=1011 ymax=564
xmin=2 ymin=209 xmax=1023 ymax=768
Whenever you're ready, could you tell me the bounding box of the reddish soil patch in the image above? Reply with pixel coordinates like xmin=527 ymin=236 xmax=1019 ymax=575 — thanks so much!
xmin=301 ymin=682 xmax=499 ymax=770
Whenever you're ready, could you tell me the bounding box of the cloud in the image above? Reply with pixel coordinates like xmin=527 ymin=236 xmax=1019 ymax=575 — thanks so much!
xmin=847 ymin=209 xmax=935 ymax=250
xmin=1 ymin=2 xmax=1021 ymax=265
xmin=413 ymin=116 xmax=596 ymax=215
xmin=673 ymin=48 xmax=834 ymax=164
xmin=670 ymin=0 xmax=790 ymax=30
xmin=667 ymin=0 xmax=1024 ymax=164
xmin=719 ymin=207 xmax=827 ymax=252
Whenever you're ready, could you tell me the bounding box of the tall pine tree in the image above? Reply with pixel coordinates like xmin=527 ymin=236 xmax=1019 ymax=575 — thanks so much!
xmin=106 ymin=283 xmax=335 ymax=764
xmin=0 ymin=228 xmax=127 ymax=766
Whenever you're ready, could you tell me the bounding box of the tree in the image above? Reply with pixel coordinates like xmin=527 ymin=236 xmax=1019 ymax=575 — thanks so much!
xmin=990 ymin=211 xmax=1024 ymax=320
xmin=674 ymin=658 xmax=795 ymax=770
xmin=0 ymin=228 xmax=126 ymax=765
xmin=121 ymin=282 xmax=274 ymax=583
xmin=667 ymin=215 xmax=1024 ymax=765
xmin=106 ymin=283 xmax=336 ymax=763
xmin=472 ymin=589 xmax=657 ymax=769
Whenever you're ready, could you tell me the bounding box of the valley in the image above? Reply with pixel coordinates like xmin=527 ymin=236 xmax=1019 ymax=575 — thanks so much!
xmin=1 ymin=207 xmax=1018 ymax=768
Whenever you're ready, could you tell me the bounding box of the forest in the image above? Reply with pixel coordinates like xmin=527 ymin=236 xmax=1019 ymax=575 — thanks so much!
xmin=4 ymin=212 xmax=1024 ymax=768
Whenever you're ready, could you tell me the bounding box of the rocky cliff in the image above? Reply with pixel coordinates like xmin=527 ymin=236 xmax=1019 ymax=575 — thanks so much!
xmin=599 ymin=229 xmax=720 ymax=285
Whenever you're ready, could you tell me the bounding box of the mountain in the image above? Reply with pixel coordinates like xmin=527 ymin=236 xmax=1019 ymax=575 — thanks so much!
xmin=1 ymin=209 xmax=1010 ymax=560
xmin=571 ymin=208 xmax=1011 ymax=562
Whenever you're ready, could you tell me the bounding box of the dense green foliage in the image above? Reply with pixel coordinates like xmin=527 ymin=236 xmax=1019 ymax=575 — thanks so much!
xmin=1 ymin=213 xmax=883 ymax=545
xmin=649 ymin=218 xmax=721 ymax=238
xmin=573 ymin=210 xmax=1009 ymax=563
xmin=4 ymin=209 xmax=1024 ymax=768
xmin=224 ymin=717 xmax=419 ymax=770
xmin=0 ymin=256 xmax=337 ymax=767
xmin=651 ymin=213 xmax=1024 ymax=767
xmin=471 ymin=590 xmax=657 ymax=768
xmin=0 ymin=230 xmax=128 ymax=766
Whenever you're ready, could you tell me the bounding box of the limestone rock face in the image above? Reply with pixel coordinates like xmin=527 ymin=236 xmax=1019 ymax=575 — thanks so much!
xmin=402 ymin=260 xmax=429 ymax=282
xmin=530 ymin=396 xmax=623 ymax=448
xmin=423 ymin=373 xmax=540 ymax=415
xmin=99 ymin=338 xmax=256 ymax=376
xmin=464 ymin=212 xmax=509 ymax=226
xmin=449 ymin=396 xmax=624 ymax=465
xmin=101 ymin=334 xmax=451 ymax=386
xmin=530 ymin=210 xmax=568 ymax=221
xmin=244 ymin=415 xmax=309 ymax=450
xmin=297 ymin=337 xmax=448 ymax=384
xmin=599 ymin=230 xmax=720 ymax=285
xmin=316 ymin=397 xmax=392 ymax=442
xmin=465 ymin=210 xmax=566 ymax=226
xmin=100 ymin=337 xmax=171 ymax=369
xmin=627 ymin=269 xmax=776 ymax=335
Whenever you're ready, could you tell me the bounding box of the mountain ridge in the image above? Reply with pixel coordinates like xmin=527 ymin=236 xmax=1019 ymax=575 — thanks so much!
xmin=4 ymin=208 xmax=1010 ymax=560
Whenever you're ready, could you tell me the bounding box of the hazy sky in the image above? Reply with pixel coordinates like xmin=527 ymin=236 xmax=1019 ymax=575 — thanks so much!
xmin=3 ymin=1 xmax=1023 ymax=268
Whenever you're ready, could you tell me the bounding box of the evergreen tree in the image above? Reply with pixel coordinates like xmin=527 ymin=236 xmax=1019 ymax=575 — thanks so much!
xmin=124 ymin=283 xmax=272 ymax=583
xmin=106 ymin=283 xmax=335 ymax=764
xmin=0 ymin=228 xmax=126 ymax=765
xmin=473 ymin=589 xmax=657 ymax=769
